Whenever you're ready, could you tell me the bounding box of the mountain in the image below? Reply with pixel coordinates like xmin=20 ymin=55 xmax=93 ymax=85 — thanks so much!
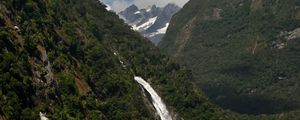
xmin=0 ymin=0 xmax=231 ymax=119
xmin=119 ymin=4 xmax=180 ymax=45
xmin=2 ymin=0 xmax=300 ymax=119
xmin=160 ymin=0 xmax=300 ymax=115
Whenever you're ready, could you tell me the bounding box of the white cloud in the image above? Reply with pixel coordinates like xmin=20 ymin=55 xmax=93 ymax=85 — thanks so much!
xmin=101 ymin=0 xmax=189 ymax=12
xmin=134 ymin=0 xmax=189 ymax=8
xmin=111 ymin=0 xmax=131 ymax=12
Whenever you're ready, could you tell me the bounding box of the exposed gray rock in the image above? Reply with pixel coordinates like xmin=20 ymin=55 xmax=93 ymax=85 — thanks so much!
xmin=213 ymin=8 xmax=223 ymax=20
xmin=119 ymin=4 xmax=180 ymax=45
xmin=272 ymin=28 xmax=300 ymax=49
xmin=30 ymin=46 xmax=55 ymax=98
xmin=286 ymin=28 xmax=300 ymax=40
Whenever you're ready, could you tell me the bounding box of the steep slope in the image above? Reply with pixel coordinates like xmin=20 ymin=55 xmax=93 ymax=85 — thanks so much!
xmin=119 ymin=4 xmax=180 ymax=45
xmin=0 ymin=0 xmax=234 ymax=120
xmin=0 ymin=0 xmax=155 ymax=119
xmin=160 ymin=0 xmax=300 ymax=115
xmin=2 ymin=0 xmax=300 ymax=120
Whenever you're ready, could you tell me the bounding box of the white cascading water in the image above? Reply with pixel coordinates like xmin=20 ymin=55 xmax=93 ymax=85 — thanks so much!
xmin=39 ymin=112 xmax=49 ymax=120
xmin=134 ymin=76 xmax=172 ymax=120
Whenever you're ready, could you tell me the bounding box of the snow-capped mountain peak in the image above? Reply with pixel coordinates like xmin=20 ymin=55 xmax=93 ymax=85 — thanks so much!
xmin=132 ymin=16 xmax=158 ymax=31
xmin=119 ymin=4 xmax=180 ymax=45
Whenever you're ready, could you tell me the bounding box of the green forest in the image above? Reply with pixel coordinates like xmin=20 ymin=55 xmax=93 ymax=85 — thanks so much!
xmin=160 ymin=0 xmax=300 ymax=116
xmin=1 ymin=0 xmax=300 ymax=119
xmin=0 ymin=0 xmax=227 ymax=119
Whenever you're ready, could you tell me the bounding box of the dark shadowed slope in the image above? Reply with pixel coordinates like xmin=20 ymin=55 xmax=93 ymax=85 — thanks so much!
xmin=160 ymin=0 xmax=300 ymax=115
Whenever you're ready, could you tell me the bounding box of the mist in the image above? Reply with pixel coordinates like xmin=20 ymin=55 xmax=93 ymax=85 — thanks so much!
xmin=101 ymin=0 xmax=189 ymax=12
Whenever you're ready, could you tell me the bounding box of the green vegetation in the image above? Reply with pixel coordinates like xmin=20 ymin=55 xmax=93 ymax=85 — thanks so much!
xmin=160 ymin=0 xmax=300 ymax=115
xmin=1 ymin=0 xmax=300 ymax=119
xmin=0 ymin=0 xmax=234 ymax=119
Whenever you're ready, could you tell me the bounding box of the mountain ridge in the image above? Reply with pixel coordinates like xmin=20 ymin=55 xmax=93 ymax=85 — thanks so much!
xmin=1 ymin=0 xmax=300 ymax=119
xmin=160 ymin=0 xmax=300 ymax=115
xmin=119 ymin=3 xmax=180 ymax=45
xmin=0 ymin=0 xmax=231 ymax=119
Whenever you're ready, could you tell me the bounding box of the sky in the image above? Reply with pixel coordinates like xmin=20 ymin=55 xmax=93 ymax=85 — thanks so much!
xmin=100 ymin=0 xmax=189 ymax=12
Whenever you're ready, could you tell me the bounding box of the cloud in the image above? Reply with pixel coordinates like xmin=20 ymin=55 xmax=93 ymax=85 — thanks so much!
xmin=134 ymin=0 xmax=189 ymax=8
xmin=111 ymin=0 xmax=132 ymax=12
xmin=100 ymin=0 xmax=189 ymax=12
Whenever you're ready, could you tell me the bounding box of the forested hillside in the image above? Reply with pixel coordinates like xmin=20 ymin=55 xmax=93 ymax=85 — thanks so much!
xmin=160 ymin=0 xmax=300 ymax=115
xmin=1 ymin=0 xmax=300 ymax=119
xmin=0 ymin=0 xmax=229 ymax=119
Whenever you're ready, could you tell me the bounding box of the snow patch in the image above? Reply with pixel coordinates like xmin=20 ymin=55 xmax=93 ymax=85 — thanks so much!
xmin=146 ymin=8 xmax=151 ymax=12
xmin=149 ymin=23 xmax=169 ymax=37
xmin=157 ymin=23 xmax=169 ymax=34
xmin=134 ymin=11 xmax=141 ymax=14
xmin=132 ymin=17 xmax=157 ymax=31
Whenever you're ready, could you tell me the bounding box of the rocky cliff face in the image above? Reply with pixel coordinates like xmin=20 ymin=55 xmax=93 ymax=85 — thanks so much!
xmin=119 ymin=4 xmax=180 ymax=45
xmin=160 ymin=0 xmax=300 ymax=115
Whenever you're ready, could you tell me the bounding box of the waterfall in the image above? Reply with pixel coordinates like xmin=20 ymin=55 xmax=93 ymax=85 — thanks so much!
xmin=112 ymin=51 xmax=172 ymax=120
xmin=39 ymin=112 xmax=49 ymax=120
xmin=134 ymin=76 xmax=172 ymax=120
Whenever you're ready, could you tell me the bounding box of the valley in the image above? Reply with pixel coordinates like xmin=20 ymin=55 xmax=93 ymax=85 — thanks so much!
xmin=1 ymin=0 xmax=300 ymax=119
xmin=160 ymin=0 xmax=300 ymax=115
